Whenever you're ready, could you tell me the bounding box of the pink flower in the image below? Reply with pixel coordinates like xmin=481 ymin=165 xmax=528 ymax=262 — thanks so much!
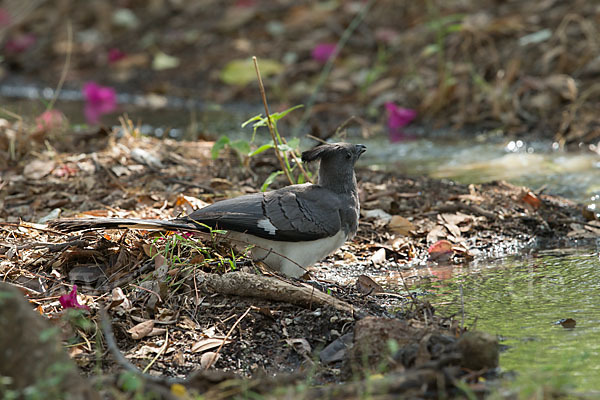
xmin=35 ymin=109 xmax=66 ymax=132
xmin=83 ymin=81 xmax=117 ymax=124
xmin=5 ymin=33 xmax=36 ymax=54
xmin=375 ymin=28 xmax=399 ymax=45
xmin=0 ymin=8 xmax=10 ymax=26
xmin=312 ymin=43 xmax=337 ymax=64
xmin=108 ymin=48 xmax=126 ymax=63
xmin=59 ymin=285 xmax=90 ymax=310
xmin=385 ymin=102 xmax=417 ymax=142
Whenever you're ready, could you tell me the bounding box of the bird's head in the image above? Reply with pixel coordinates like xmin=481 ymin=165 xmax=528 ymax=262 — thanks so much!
xmin=301 ymin=142 xmax=366 ymax=165
xmin=302 ymin=143 xmax=366 ymax=192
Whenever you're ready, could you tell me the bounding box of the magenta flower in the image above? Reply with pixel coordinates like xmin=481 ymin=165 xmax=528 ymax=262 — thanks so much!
xmin=108 ymin=48 xmax=126 ymax=63
xmin=385 ymin=102 xmax=417 ymax=142
xmin=0 ymin=8 xmax=10 ymax=26
xmin=35 ymin=109 xmax=66 ymax=132
xmin=59 ymin=285 xmax=90 ymax=310
xmin=312 ymin=43 xmax=337 ymax=64
xmin=5 ymin=33 xmax=36 ymax=54
xmin=83 ymin=81 xmax=117 ymax=124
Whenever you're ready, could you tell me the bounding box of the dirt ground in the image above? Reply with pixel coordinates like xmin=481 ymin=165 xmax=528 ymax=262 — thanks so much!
xmin=1 ymin=128 xmax=598 ymax=398
xmin=2 ymin=1 xmax=600 ymax=397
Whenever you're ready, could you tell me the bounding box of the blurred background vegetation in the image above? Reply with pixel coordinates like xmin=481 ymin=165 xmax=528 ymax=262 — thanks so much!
xmin=1 ymin=0 xmax=600 ymax=146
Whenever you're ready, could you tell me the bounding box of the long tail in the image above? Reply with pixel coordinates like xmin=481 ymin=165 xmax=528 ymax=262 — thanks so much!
xmin=49 ymin=217 xmax=203 ymax=233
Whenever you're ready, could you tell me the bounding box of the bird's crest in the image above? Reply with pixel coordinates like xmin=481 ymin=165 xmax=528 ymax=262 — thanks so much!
xmin=301 ymin=143 xmax=353 ymax=162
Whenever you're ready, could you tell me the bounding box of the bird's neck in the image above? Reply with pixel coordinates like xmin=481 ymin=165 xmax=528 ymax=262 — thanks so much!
xmin=318 ymin=166 xmax=357 ymax=195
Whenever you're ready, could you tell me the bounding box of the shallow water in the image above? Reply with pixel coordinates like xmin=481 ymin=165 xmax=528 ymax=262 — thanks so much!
xmin=360 ymin=135 xmax=600 ymax=209
xmin=420 ymin=248 xmax=600 ymax=391
xmin=2 ymin=84 xmax=598 ymax=210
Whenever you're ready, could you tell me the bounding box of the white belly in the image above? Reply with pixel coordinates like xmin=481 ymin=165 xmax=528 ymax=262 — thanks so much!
xmin=226 ymin=230 xmax=347 ymax=278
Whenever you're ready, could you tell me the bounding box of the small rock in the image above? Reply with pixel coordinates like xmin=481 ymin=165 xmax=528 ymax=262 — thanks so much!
xmin=457 ymin=331 xmax=499 ymax=370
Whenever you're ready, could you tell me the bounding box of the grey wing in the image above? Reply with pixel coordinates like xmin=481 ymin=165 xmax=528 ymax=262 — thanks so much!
xmin=262 ymin=188 xmax=342 ymax=241
xmin=183 ymin=193 xmax=269 ymax=236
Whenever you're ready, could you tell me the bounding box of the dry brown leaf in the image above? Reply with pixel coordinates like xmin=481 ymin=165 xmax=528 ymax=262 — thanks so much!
xmin=154 ymin=253 xmax=168 ymax=279
xmin=286 ymin=338 xmax=312 ymax=356
xmin=80 ymin=209 xmax=110 ymax=217
xmin=458 ymin=194 xmax=485 ymax=203
xmin=439 ymin=213 xmax=472 ymax=225
xmin=23 ymin=159 xmax=55 ymax=180
xmin=558 ymin=318 xmax=576 ymax=329
xmin=388 ymin=215 xmax=415 ymax=236
xmin=428 ymin=240 xmax=454 ymax=262
xmin=173 ymin=349 xmax=185 ymax=366
xmin=370 ymin=248 xmax=387 ymax=264
xmin=191 ymin=338 xmax=230 ymax=353
xmin=142 ymin=243 xmax=158 ymax=258
xmin=343 ymin=251 xmax=357 ymax=262
xmin=443 ymin=223 xmax=463 ymax=240
xmin=427 ymin=225 xmax=447 ymax=243
xmin=521 ymin=191 xmax=542 ymax=209
xmin=128 ymin=320 xmax=155 ymax=340
xmin=200 ymin=352 xmax=220 ymax=369
xmin=545 ymin=74 xmax=577 ymax=101
xmin=68 ymin=346 xmax=84 ymax=358
xmin=109 ymin=287 xmax=132 ymax=310
xmin=190 ymin=254 xmax=205 ymax=264
xmin=356 ymin=275 xmax=383 ymax=294
xmin=178 ymin=316 xmax=200 ymax=331
xmin=147 ymin=327 xmax=167 ymax=337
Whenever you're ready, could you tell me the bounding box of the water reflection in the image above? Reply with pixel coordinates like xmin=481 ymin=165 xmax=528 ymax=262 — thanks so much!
xmin=420 ymin=249 xmax=600 ymax=390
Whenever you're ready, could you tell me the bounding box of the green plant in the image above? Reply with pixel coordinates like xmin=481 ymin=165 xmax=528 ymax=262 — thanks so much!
xmin=148 ymin=221 xmax=245 ymax=280
xmin=212 ymin=104 xmax=312 ymax=191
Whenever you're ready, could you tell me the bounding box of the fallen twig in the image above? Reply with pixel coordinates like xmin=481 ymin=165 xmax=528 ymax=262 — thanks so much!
xmin=195 ymin=271 xmax=355 ymax=315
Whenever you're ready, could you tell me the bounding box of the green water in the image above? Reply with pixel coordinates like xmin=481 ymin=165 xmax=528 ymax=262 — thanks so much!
xmin=424 ymin=249 xmax=600 ymax=392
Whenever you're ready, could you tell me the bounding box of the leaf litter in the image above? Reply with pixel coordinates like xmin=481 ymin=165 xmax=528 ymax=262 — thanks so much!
xmin=0 ymin=123 xmax=596 ymax=397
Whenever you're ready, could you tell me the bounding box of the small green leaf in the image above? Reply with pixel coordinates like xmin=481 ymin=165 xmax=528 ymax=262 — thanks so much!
xmin=446 ymin=23 xmax=463 ymax=33
xmin=152 ymin=51 xmax=180 ymax=71
xmin=270 ymin=104 xmax=304 ymax=121
xmin=119 ymin=371 xmax=143 ymax=392
xmin=276 ymin=137 xmax=300 ymax=152
xmin=220 ymin=58 xmax=284 ymax=86
xmin=261 ymin=171 xmax=283 ymax=192
xmin=249 ymin=143 xmax=274 ymax=156
xmin=286 ymin=137 xmax=300 ymax=150
xmin=251 ymin=118 xmax=269 ymax=128
xmin=276 ymin=143 xmax=295 ymax=152
xmin=211 ymin=136 xmax=230 ymax=159
xmin=230 ymin=139 xmax=251 ymax=155
xmin=241 ymin=114 xmax=263 ymax=128
xmin=422 ymin=43 xmax=440 ymax=57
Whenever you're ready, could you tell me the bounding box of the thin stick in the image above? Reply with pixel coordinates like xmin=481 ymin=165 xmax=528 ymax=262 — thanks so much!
xmin=281 ymin=137 xmax=312 ymax=183
xmin=142 ymin=329 xmax=169 ymax=374
xmin=459 ymin=283 xmax=465 ymax=330
xmin=47 ymin=20 xmax=72 ymax=111
xmin=0 ymin=107 xmax=23 ymax=122
xmin=252 ymin=56 xmax=293 ymax=185
xmin=100 ymin=309 xmax=185 ymax=385
xmin=205 ymin=306 xmax=252 ymax=369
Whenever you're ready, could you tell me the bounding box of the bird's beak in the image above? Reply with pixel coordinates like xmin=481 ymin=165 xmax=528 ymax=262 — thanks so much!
xmin=356 ymin=144 xmax=367 ymax=157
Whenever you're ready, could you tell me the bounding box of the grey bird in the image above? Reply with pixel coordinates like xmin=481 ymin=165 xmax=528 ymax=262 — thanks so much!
xmin=50 ymin=142 xmax=366 ymax=278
